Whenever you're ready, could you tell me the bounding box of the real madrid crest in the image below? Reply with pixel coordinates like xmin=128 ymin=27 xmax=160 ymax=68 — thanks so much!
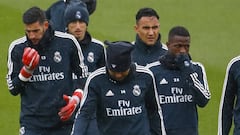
xmin=87 ymin=52 xmax=94 ymax=63
xmin=53 ymin=51 xmax=62 ymax=63
xmin=132 ymin=85 xmax=141 ymax=96
xmin=75 ymin=11 xmax=82 ymax=19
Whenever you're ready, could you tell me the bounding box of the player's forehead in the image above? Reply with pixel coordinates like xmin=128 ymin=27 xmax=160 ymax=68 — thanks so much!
xmin=25 ymin=22 xmax=42 ymax=31
xmin=137 ymin=16 xmax=159 ymax=26
xmin=170 ymin=35 xmax=190 ymax=43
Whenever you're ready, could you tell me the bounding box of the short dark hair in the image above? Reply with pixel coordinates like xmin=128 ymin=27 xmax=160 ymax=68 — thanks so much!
xmin=168 ymin=26 xmax=190 ymax=39
xmin=135 ymin=7 xmax=159 ymax=23
xmin=23 ymin=6 xmax=46 ymax=24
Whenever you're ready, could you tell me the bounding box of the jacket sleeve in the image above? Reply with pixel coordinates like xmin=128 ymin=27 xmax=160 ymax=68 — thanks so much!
xmin=144 ymin=68 xmax=166 ymax=135
xmin=145 ymin=81 xmax=161 ymax=135
xmin=70 ymin=35 xmax=88 ymax=89
xmin=188 ymin=62 xmax=211 ymax=107
xmin=71 ymin=77 xmax=99 ymax=135
xmin=218 ymin=60 xmax=239 ymax=135
xmin=6 ymin=42 xmax=26 ymax=96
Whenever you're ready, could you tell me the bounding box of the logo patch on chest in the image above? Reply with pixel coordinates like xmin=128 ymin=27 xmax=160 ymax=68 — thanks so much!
xmin=132 ymin=85 xmax=141 ymax=96
xmin=106 ymin=90 xmax=114 ymax=97
xmin=87 ymin=52 xmax=94 ymax=63
xmin=53 ymin=51 xmax=62 ymax=63
xmin=160 ymin=78 xmax=168 ymax=84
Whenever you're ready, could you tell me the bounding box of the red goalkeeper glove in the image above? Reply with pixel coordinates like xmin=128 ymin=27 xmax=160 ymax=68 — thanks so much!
xmin=18 ymin=47 xmax=40 ymax=81
xmin=59 ymin=89 xmax=83 ymax=121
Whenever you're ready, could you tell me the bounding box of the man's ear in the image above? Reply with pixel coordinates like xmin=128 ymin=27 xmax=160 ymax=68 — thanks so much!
xmin=44 ymin=21 xmax=49 ymax=29
xmin=134 ymin=25 xmax=138 ymax=32
xmin=166 ymin=41 xmax=170 ymax=47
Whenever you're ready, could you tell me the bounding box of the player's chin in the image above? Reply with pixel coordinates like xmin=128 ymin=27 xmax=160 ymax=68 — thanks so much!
xmin=113 ymin=77 xmax=125 ymax=81
xmin=31 ymin=40 xmax=40 ymax=45
xmin=145 ymin=38 xmax=156 ymax=44
xmin=73 ymin=34 xmax=82 ymax=39
xmin=146 ymin=41 xmax=155 ymax=46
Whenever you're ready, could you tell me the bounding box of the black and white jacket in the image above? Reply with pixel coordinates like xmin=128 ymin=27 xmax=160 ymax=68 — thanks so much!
xmin=147 ymin=54 xmax=211 ymax=135
xmin=6 ymin=27 xmax=86 ymax=128
xmin=72 ymin=64 xmax=165 ymax=135
xmin=218 ymin=55 xmax=240 ymax=135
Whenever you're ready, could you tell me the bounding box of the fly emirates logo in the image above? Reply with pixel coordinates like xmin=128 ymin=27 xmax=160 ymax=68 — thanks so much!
xmin=106 ymin=100 xmax=142 ymax=117
xmin=159 ymin=87 xmax=193 ymax=104
xmin=29 ymin=66 xmax=64 ymax=82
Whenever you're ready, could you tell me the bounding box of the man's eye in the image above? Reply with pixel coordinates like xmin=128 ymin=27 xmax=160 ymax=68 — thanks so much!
xmin=174 ymin=44 xmax=181 ymax=48
xmin=32 ymin=30 xmax=39 ymax=32
xmin=26 ymin=29 xmax=39 ymax=33
xmin=142 ymin=27 xmax=150 ymax=30
xmin=152 ymin=26 xmax=159 ymax=29
xmin=174 ymin=44 xmax=189 ymax=48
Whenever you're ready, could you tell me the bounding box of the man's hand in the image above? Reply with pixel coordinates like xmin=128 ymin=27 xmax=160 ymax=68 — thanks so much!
xmin=175 ymin=54 xmax=193 ymax=71
xmin=22 ymin=47 xmax=40 ymax=70
xmin=175 ymin=54 xmax=195 ymax=83
xmin=18 ymin=47 xmax=40 ymax=81
xmin=59 ymin=89 xmax=83 ymax=121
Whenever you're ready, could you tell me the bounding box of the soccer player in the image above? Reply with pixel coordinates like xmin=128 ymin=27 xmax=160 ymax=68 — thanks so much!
xmin=71 ymin=41 xmax=165 ymax=135
xmin=46 ymin=0 xmax=97 ymax=32
xmin=147 ymin=26 xmax=211 ymax=135
xmin=131 ymin=7 xmax=168 ymax=135
xmin=131 ymin=7 xmax=167 ymax=66
xmin=6 ymin=6 xmax=87 ymax=135
xmin=218 ymin=56 xmax=240 ymax=135
xmin=64 ymin=3 xmax=105 ymax=87
xmin=64 ymin=4 xmax=105 ymax=135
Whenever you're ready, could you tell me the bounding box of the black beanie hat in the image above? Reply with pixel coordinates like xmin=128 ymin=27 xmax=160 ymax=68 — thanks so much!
xmin=104 ymin=41 xmax=134 ymax=72
xmin=64 ymin=2 xmax=89 ymax=26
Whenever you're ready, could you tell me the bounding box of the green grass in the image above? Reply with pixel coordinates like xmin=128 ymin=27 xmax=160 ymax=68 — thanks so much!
xmin=1 ymin=0 xmax=240 ymax=134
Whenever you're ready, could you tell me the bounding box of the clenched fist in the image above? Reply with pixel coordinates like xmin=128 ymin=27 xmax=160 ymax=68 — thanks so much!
xmin=18 ymin=47 xmax=40 ymax=81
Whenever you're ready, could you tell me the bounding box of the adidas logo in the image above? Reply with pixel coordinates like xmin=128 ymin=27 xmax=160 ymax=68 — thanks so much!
xmin=160 ymin=78 xmax=168 ymax=84
xmin=106 ymin=90 xmax=114 ymax=96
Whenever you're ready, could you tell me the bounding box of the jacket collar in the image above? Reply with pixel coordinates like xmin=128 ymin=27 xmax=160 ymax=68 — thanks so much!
xmin=77 ymin=31 xmax=92 ymax=46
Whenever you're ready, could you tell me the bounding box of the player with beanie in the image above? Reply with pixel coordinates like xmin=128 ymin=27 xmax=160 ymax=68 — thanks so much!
xmin=63 ymin=3 xmax=105 ymax=88
xmin=64 ymin=2 xmax=89 ymax=26
xmin=64 ymin=3 xmax=105 ymax=135
xmin=46 ymin=0 xmax=97 ymax=32
xmin=71 ymin=41 xmax=166 ymax=135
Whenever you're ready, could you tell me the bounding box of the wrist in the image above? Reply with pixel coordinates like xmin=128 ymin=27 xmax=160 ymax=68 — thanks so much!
xmin=18 ymin=66 xmax=33 ymax=82
xmin=72 ymin=89 xmax=83 ymax=104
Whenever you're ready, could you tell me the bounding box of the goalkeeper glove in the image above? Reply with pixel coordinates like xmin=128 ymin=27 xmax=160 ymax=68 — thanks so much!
xmin=59 ymin=89 xmax=83 ymax=121
xmin=18 ymin=47 xmax=40 ymax=81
